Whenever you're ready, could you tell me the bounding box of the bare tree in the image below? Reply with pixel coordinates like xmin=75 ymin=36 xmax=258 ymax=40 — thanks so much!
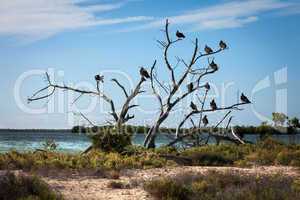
xmin=143 ymin=19 xmax=250 ymax=148
xmin=28 ymin=71 xmax=147 ymax=131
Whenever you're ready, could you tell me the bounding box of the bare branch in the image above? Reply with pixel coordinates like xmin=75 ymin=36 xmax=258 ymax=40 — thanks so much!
xmin=153 ymin=72 xmax=169 ymax=94
xmin=150 ymin=60 xmax=164 ymax=114
xmin=168 ymin=102 xmax=249 ymax=147
xmin=163 ymin=19 xmax=181 ymax=86
xmin=194 ymin=48 xmax=224 ymax=63
xmin=71 ymin=93 xmax=84 ymax=105
xmin=111 ymin=78 xmax=129 ymax=98
xmin=215 ymin=111 xmax=232 ymax=128
xmin=116 ymin=76 xmax=146 ymax=127
xmin=29 ymin=72 xmax=120 ymax=123
xmin=226 ymin=116 xmax=233 ymax=129
xmin=79 ymin=112 xmax=96 ymax=127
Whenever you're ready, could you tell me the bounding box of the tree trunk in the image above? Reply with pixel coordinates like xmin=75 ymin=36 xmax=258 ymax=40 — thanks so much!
xmin=144 ymin=111 xmax=170 ymax=148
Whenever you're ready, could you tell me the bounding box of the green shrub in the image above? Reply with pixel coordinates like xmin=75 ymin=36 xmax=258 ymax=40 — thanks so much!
xmin=276 ymin=150 xmax=300 ymax=166
xmin=0 ymin=172 xmax=63 ymax=200
xmin=144 ymin=171 xmax=300 ymax=200
xmin=90 ymin=128 xmax=132 ymax=153
xmin=144 ymin=177 xmax=191 ymax=200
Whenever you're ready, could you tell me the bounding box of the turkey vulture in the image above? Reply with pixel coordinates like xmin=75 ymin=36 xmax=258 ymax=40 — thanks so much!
xmin=204 ymin=82 xmax=210 ymax=90
xmin=241 ymin=93 xmax=251 ymax=103
xmin=187 ymin=82 xmax=193 ymax=92
xmin=140 ymin=67 xmax=150 ymax=79
xmin=209 ymin=60 xmax=218 ymax=71
xmin=190 ymin=101 xmax=198 ymax=111
xmin=219 ymin=40 xmax=227 ymax=50
xmin=210 ymin=99 xmax=217 ymax=110
xmin=95 ymin=75 xmax=104 ymax=83
xmin=176 ymin=30 xmax=185 ymax=39
xmin=202 ymin=115 xmax=209 ymax=126
xmin=204 ymin=45 xmax=213 ymax=54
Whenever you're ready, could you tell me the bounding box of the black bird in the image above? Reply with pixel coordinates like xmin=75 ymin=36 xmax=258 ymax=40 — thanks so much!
xmin=140 ymin=67 xmax=150 ymax=79
xmin=204 ymin=82 xmax=210 ymax=90
xmin=204 ymin=45 xmax=213 ymax=54
xmin=209 ymin=60 xmax=218 ymax=71
xmin=187 ymin=82 xmax=193 ymax=92
xmin=241 ymin=93 xmax=251 ymax=103
xmin=202 ymin=115 xmax=209 ymax=126
xmin=190 ymin=101 xmax=198 ymax=111
xmin=219 ymin=40 xmax=227 ymax=50
xmin=176 ymin=30 xmax=185 ymax=39
xmin=210 ymin=99 xmax=217 ymax=110
xmin=95 ymin=74 xmax=104 ymax=83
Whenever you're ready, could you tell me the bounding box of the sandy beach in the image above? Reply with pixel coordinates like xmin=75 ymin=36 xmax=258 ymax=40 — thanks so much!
xmin=15 ymin=166 xmax=296 ymax=200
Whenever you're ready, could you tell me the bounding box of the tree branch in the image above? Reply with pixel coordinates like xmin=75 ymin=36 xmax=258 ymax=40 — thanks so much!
xmin=111 ymin=78 xmax=129 ymax=98
xmin=150 ymin=60 xmax=164 ymax=114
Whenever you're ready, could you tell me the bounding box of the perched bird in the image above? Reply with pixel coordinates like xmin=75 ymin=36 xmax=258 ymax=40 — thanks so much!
xmin=219 ymin=40 xmax=227 ymax=50
xmin=190 ymin=101 xmax=198 ymax=111
xmin=204 ymin=45 xmax=213 ymax=54
xmin=209 ymin=60 xmax=218 ymax=71
xmin=241 ymin=93 xmax=251 ymax=103
xmin=140 ymin=67 xmax=150 ymax=79
xmin=187 ymin=82 xmax=193 ymax=92
xmin=204 ymin=82 xmax=210 ymax=90
xmin=95 ymin=75 xmax=104 ymax=83
xmin=176 ymin=30 xmax=185 ymax=39
xmin=210 ymin=99 xmax=217 ymax=110
xmin=202 ymin=115 xmax=209 ymax=126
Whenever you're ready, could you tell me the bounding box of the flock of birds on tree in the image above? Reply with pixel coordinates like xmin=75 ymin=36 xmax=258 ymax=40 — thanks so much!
xmin=93 ymin=29 xmax=251 ymax=128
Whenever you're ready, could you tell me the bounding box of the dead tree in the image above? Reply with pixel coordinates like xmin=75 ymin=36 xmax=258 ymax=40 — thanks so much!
xmin=143 ymin=19 xmax=250 ymax=148
xmin=28 ymin=71 xmax=147 ymax=131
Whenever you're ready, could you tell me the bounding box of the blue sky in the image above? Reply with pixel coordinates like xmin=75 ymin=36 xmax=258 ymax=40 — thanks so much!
xmin=0 ymin=0 xmax=299 ymax=129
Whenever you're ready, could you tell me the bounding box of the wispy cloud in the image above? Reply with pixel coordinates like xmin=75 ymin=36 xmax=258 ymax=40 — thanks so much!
xmin=122 ymin=0 xmax=296 ymax=32
xmin=0 ymin=0 xmax=153 ymax=42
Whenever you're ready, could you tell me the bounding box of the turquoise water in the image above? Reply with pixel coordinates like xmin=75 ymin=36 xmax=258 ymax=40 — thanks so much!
xmin=0 ymin=131 xmax=173 ymax=153
xmin=0 ymin=131 xmax=299 ymax=153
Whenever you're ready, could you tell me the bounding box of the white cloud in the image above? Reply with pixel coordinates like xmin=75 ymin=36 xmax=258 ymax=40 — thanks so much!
xmin=0 ymin=0 xmax=153 ymax=42
xmin=121 ymin=0 xmax=295 ymax=32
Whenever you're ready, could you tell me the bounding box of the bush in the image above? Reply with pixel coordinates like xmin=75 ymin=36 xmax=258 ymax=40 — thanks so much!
xmin=0 ymin=172 xmax=63 ymax=200
xmin=276 ymin=150 xmax=300 ymax=166
xmin=144 ymin=171 xmax=300 ymax=200
xmin=0 ymin=150 xmax=170 ymax=171
xmin=90 ymin=128 xmax=132 ymax=153
xmin=143 ymin=177 xmax=191 ymax=200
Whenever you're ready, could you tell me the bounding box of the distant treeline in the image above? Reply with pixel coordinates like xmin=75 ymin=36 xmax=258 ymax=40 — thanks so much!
xmin=71 ymin=124 xmax=299 ymax=135
xmin=234 ymin=125 xmax=298 ymax=136
xmin=0 ymin=129 xmax=71 ymax=132
xmin=71 ymin=125 xmax=176 ymax=135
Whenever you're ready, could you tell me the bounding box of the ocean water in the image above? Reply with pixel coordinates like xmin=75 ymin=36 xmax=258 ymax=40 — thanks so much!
xmin=0 ymin=131 xmax=173 ymax=153
xmin=0 ymin=131 xmax=299 ymax=153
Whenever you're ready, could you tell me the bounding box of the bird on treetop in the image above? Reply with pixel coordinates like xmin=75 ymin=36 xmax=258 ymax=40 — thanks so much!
xmin=187 ymin=82 xmax=193 ymax=92
xmin=202 ymin=115 xmax=209 ymax=126
xmin=176 ymin=30 xmax=185 ymax=39
xmin=204 ymin=45 xmax=213 ymax=54
xmin=210 ymin=99 xmax=217 ymax=110
xmin=95 ymin=75 xmax=104 ymax=83
xmin=241 ymin=93 xmax=251 ymax=104
xmin=219 ymin=40 xmax=227 ymax=50
xmin=209 ymin=60 xmax=218 ymax=71
xmin=140 ymin=67 xmax=150 ymax=79
xmin=204 ymin=82 xmax=210 ymax=90
xmin=190 ymin=101 xmax=198 ymax=111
